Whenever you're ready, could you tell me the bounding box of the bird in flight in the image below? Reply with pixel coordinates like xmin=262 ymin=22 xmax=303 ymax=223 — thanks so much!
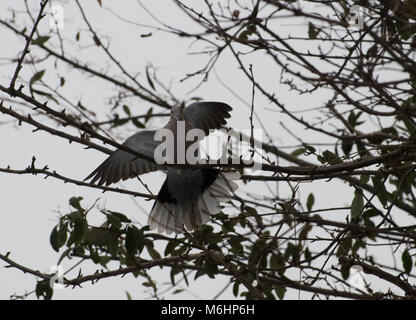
xmin=85 ymin=102 xmax=239 ymax=234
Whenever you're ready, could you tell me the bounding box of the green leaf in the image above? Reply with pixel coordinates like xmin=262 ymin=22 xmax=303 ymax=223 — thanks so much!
xmin=341 ymin=138 xmax=353 ymax=156
xmin=304 ymin=247 xmax=311 ymax=260
xmin=340 ymin=264 xmax=350 ymax=280
xmin=232 ymin=281 xmax=240 ymax=297
xmin=67 ymin=219 xmax=88 ymax=246
xmin=111 ymin=115 xmax=129 ymax=128
xmin=246 ymin=24 xmax=256 ymax=35
xmin=308 ymin=22 xmax=320 ymax=39
xmin=291 ymin=148 xmax=304 ymax=157
xmin=306 ymin=193 xmax=315 ymax=211
xmin=146 ymin=67 xmax=155 ymax=90
xmin=371 ymin=175 xmax=389 ymax=206
xmin=125 ymin=291 xmax=132 ymax=300
xmin=352 ymin=238 xmax=365 ymax=253
xmin=402 ymin=249 xmax=412 ymax=274
xmin=174 ymin=244 xmax=188 ymax=255
xmin=229 ymin=237 xmax=243 ymax=255
xmin=68 ymin=211 xmax=83 ymax=222
xmin=360 ymin=174 xmax=370 ymax=184
xmin=366 ymin=44 xmax=378 ymax=58
xmin=221 ymin=220 xmax=235 ymax=233
xmin=322 ymin=150 xmax=343 ymax=165
xmin=274 ymin=285 xmax=286 ymax=300
xmin=362 ymin=208 xmax=381 ymax=219
xmin=336 ymin=238 xmax=352 ymax=257
xmin=108 ymin=211 xmax=131 ymax=223
xmin=142 ymin=281 xmax=153 ymax=287
xmin=50 ymin=226 xmax=60 ymax=252
xmin=170 ymin=267 xmax=181 ymax=285
xmin=105 ymin=232 xmax=119 ymax=257
xmin=30 ymin=70 xmax=45 ymax=85
xmin=348 ymin=111 xmax=363 ymax=128
xmin=302 ymin=144 xmax=316 ymax=155
xmin=299 ymin=224 xmax=312 ymax=241
xmin=85 ymin=228 xmax=115 ymax=247
xmin=132 ymin=118 xmax=145 ymax=128
xmin=35 ymin=281 xmax=53 ymax=300
xmin=69 ymin=197 xmax=83 ymax=211
xmin=238 ymin=30 xmax=248 ymax=41
xmin=32 ymin=36 xmax=50 ymax=46
xmin=125 ymin=225 xmax=144 ymax=256
xmin=144 ymin=107 xmax=153 ymax=123
xmin=238 ymin=214 xmax=247 ymax=228
xmin=244 ymin=206 xmax=258 ymax=216
xmin=182 ymin=270 xmax=189 ymax=286
xmin=317 ymin=155 xmax=326 ymax=164
xmin=57 ymin=248 xmax=72 ymax=265
xmin=106 ymin=214 xmax=122 ymax=230
xmin=351 ymin=189 xmax=364 ymax=219
xmin=89 ymin=247 xmax=100 ymax=264
xmin=269 ymin=253 xmax=282 ymax=270
xmin=146 ymin=243 xmax=161 ymax=260
xmin=251 ymin=238 xmax=267 ymax=260
xmin=123 ymin=105 xmax=131 ymax=116
xmin=395 ymin=15 xmax=416 ymax=40
xmin=285 ymin=243 xmax=300 ymax=263
xmin=400 ymin=115 xmax=416 ymax=136
xmin=57 ymin=223 xmax=68 ymax=247
xmin=99 ymin=256 xmax=111 ymax=267
xmin=204 ymin=258 xmax=218 ymax=278
xmin=77 ymin=101 xmax=86 ymax=110
xmin=164 ymin=240 xmax=179 ymax=256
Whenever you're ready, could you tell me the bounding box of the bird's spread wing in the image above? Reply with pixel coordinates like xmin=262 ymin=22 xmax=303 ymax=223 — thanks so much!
xmin=183 ymin=102 xmax=232 ymax=135
xmin=86 ymin=101 xmax=232 ymax=187
xmin=85 ymin=130 xmax=163 ymax=186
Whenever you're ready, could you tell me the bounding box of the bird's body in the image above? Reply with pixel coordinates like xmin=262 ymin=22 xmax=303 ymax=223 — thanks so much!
xmin=149 ymin=168 xmax=238 ymax=233
xmin=86 ymin=102 xmax=238 ymax=234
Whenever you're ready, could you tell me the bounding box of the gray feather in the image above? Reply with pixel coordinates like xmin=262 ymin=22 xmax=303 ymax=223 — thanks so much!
xmin=184 ymin=102 xmax=232 ymax=135
xmin=85 ymin=130 xmax=162 ymax=185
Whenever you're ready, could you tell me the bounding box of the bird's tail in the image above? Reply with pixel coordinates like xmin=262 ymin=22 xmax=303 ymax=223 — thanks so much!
xmin=148 ymin=171 xmax=239 ymax=234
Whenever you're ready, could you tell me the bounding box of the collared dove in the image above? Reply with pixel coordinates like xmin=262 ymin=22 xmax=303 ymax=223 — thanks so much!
xmin=85 ymin=102 xmax=239 ymax=234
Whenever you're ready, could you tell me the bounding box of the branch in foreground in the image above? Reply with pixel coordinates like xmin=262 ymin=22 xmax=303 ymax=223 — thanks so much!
xmin=0 ymin=161 xmax=155 ymax=200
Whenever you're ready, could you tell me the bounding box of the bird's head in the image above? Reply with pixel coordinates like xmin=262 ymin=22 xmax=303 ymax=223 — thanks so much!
xmin=171 ymin=106 xmax=184 ymax=120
